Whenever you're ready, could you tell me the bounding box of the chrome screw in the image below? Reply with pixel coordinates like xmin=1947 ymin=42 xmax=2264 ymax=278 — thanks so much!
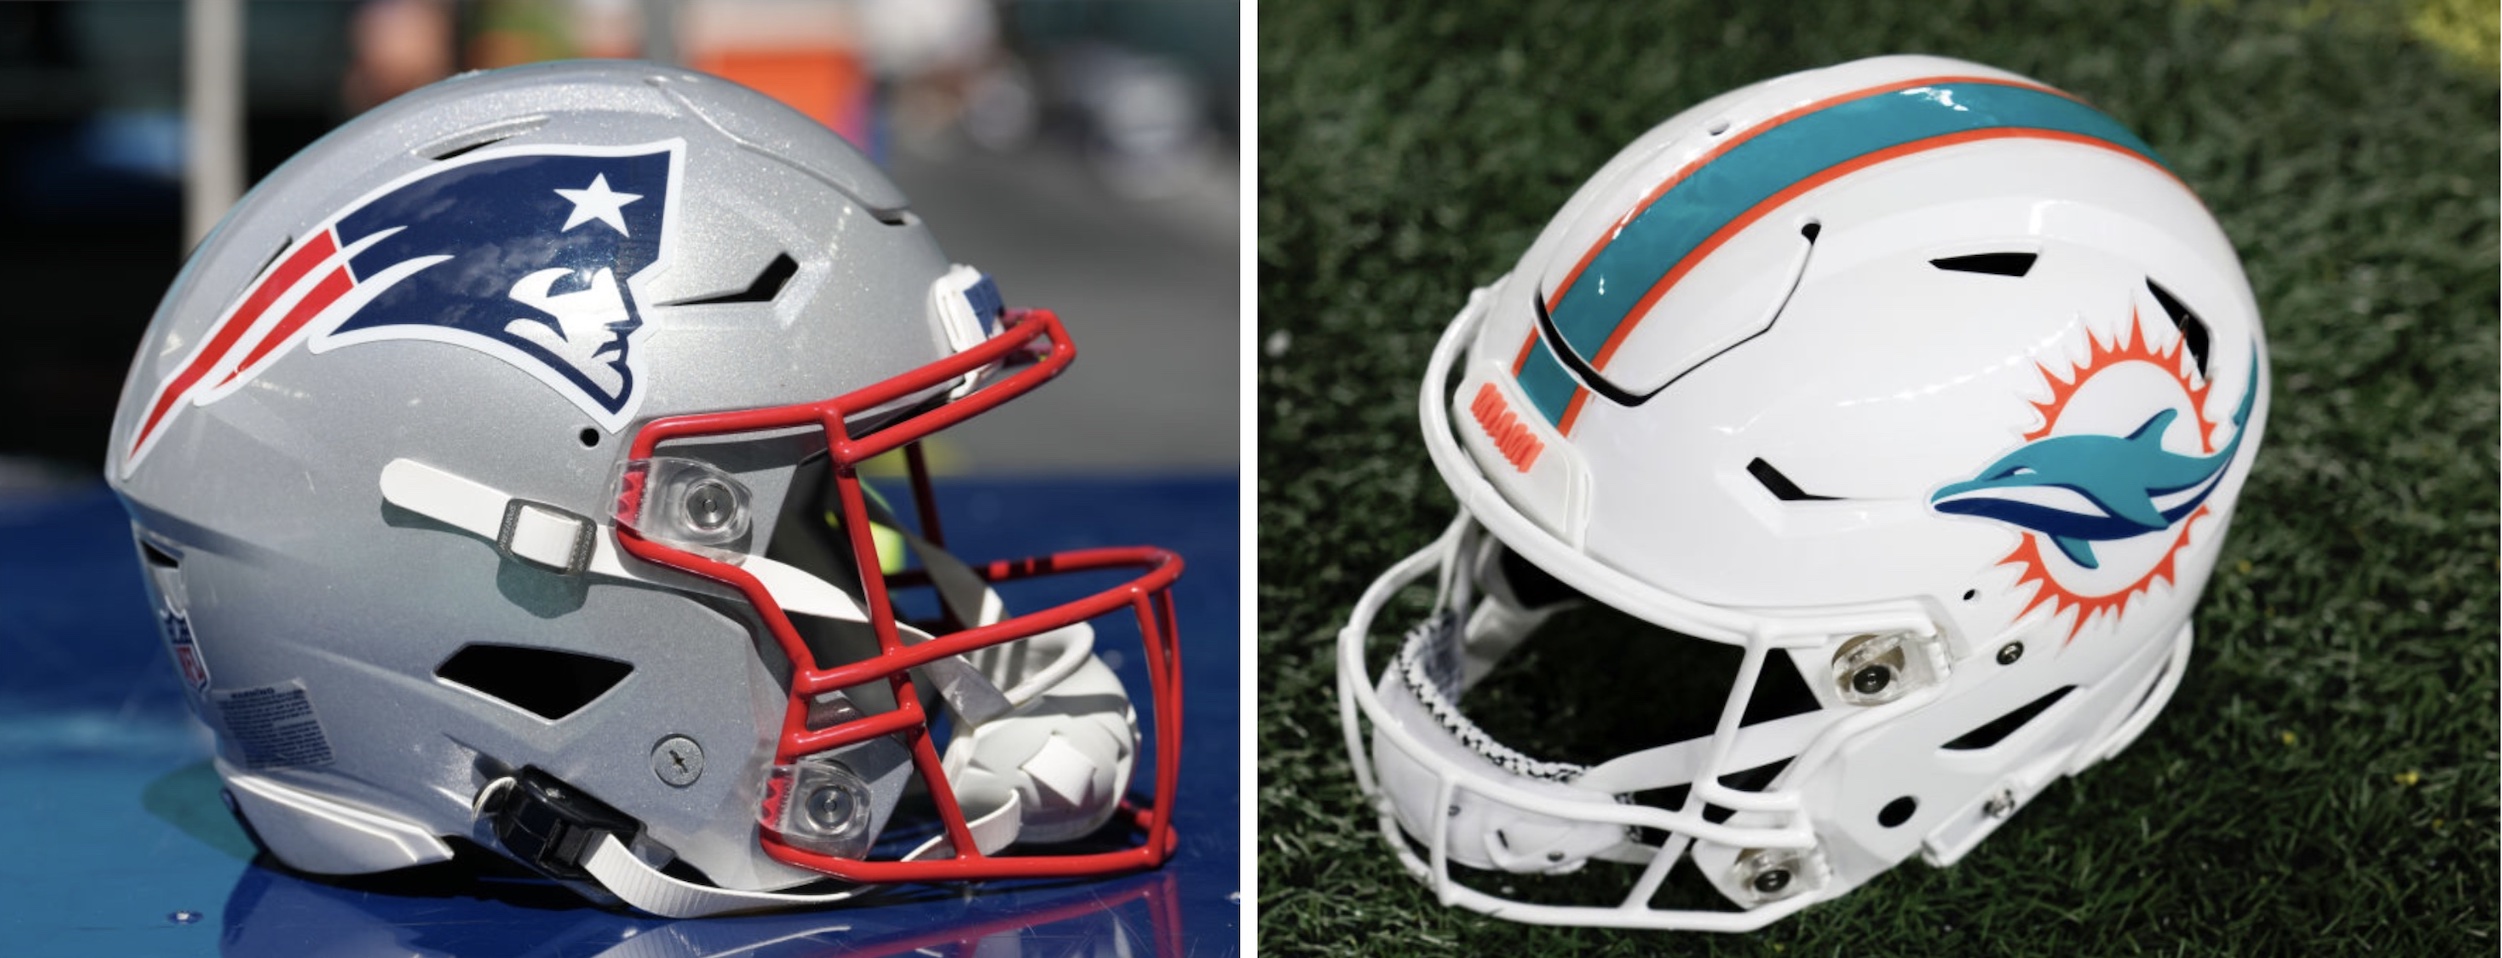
xmin=1997 ymin=642 xmax=2025 ymax=666
xmin=806 ymin=782 xmax=861 ymax=831
xmin=652 ymin=735 xmax=704 ymax=787
xmin=684 ymin=480 xmax=735 ymax=532
xmin=1984 ymin=789 xmax=2017 ymax=818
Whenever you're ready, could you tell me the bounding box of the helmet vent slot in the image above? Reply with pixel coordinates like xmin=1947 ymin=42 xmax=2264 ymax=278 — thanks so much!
xmin=1530 ymin=288 xmax=1645 ymax=408
xmin=435 ymin=644 xmax=633 ymax=721
xmin=666 ymin=253 xmax=799 ymax=306
xmin=1940 ymin=685 xmax=2075 ymax=751
xmin=2145 ymin=279 xmax=2212 ymax=377
xmin=1746 ymin=458 xmax=1837 ymax=502
xmin=420 ymin=118 xmax=547 ymax=161
xmin=246 ymin=238 xmax=291 ymax=283
xmin=1929 ymin=252 xmax=2036 ymax=277
xmin=430 ymin=136 xmax=513 ymax=161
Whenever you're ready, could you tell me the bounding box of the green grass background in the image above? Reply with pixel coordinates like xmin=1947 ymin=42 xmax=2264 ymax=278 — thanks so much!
xmin=1255 ymin=1 xmax=2498 ymax=953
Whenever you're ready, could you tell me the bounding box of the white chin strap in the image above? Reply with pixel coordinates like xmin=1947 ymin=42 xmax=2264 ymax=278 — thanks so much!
xmin=1363 ymin=525 xmax=1643 ymax=877
xmin=381 ymin=458 xmax=1137 ymax=918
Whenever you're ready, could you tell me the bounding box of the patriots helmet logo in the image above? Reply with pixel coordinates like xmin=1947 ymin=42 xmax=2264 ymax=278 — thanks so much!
xmin=123 ymin=140 xmax=684 ymax=474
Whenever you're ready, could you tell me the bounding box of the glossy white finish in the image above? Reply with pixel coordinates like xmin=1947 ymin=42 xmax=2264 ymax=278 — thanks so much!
xmin=1340 ymin=55 xmax=2269 ymax=930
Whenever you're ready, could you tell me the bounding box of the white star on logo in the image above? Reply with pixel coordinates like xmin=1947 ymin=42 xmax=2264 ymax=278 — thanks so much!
xmin=554 ymin=174 xmax=642 ymax=235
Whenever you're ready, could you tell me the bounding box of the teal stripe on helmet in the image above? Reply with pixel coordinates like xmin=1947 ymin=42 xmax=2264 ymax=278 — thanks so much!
xmin=1513 ymin=80 xmax=2171 ymax=428
xmin=1515 ymin=337 xmax=1580 ymax=425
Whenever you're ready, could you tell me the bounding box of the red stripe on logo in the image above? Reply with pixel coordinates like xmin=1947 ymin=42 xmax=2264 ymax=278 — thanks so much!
xmin=130 ymin=231 xmax=339 ymax=456
xmin=1470 ymin=382 xmax=1545 ymax=473
xmin=219 ymin=265 xmax=353 ymax=386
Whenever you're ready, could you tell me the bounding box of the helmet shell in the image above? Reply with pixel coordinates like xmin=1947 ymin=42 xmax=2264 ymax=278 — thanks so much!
xmin=107 ymin=61 xmax=962 ymax=891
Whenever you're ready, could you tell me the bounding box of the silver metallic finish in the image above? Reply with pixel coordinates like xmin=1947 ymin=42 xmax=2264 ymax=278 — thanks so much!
xmin=684 ymin=481 xmax=734 ymax=532
xmin=1984 ymin=789 xmax=2018 ymax=819
xmin=108 ymin=61 xmax=971 ymax=895
xmin=652 ymin=735 xmax=704 ymax=787
xmin=1729 ymin=846 xmax=1825 ymax=906
xmin=804 ymin=783 xmax=860 ymax=832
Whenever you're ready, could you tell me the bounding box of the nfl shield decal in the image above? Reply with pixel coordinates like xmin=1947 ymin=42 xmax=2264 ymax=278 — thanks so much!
xmin=162 ymin=607 xmax=210 ymax=698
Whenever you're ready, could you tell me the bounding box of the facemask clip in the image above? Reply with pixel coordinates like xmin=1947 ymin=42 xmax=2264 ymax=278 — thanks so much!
xmin=1830 ymin=630 xmax=1948 ymax=706
xmin=613 ymin=457 xmax=753 ymax=560
xmin=766 ymin=755 xmax=879 ymax=860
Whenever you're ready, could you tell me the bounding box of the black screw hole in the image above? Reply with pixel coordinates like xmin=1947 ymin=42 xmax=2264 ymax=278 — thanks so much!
xmin=1879 ymin=796 xmax=1917 ymax=828
xmin=578 ymin=428 xmax=599 ymax=448
xmin=1962 ymin=589 xmax=1978 ymax=601
xmin=1752 ymin=869 xmax=1791 ymax=894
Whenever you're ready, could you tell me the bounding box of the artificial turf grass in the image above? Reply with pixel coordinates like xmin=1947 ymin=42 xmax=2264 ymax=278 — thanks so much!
xmin=1255 ymin=1 xmax=2497 ymax=954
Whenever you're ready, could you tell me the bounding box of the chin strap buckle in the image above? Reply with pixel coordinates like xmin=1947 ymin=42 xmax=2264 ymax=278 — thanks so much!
xmin=498 ymin=499 xmax=595 ymax=575
xmin=483 ymin=768 xmax=642 ymax=883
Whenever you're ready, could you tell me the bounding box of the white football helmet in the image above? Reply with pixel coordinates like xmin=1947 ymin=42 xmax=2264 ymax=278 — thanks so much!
xmin=108 ymin=61 xmax=1183 ymax=917
xmin=1339 ymin=55 xmax=2268 ymax=930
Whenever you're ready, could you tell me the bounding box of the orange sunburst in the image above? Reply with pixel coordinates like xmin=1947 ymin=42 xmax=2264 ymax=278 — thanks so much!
xmin=2002 ymin=309 xmax=2217 ymax=642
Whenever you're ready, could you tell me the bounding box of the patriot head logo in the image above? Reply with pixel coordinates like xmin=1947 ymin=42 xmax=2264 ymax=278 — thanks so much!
xmin=1929 ymin=312 xmax=2257 ymax=639
xmin=122 ymin=140 xmax=684 ymax=475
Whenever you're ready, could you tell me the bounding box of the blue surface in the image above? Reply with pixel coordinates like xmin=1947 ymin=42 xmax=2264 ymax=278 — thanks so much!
xmin=0 ymin=475 xmax=1240 ymax=956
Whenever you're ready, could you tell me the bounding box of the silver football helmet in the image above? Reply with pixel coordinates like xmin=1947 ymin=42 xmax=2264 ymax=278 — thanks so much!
xmin=108 ymin=61 xmax=1182 ymax=917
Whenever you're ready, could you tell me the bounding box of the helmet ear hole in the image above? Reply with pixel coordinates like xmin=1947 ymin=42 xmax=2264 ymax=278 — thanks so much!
xmin=578 ymin=428 xmax=599 ymax=448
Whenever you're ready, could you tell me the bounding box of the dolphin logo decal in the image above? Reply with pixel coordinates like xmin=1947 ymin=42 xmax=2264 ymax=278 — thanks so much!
xmin=1931 ymin=354 xmax=2257 ymax=569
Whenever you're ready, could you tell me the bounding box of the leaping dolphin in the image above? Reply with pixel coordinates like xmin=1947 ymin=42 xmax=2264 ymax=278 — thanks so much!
xmin=1931 ymin=354 xmax=2258 ymax=569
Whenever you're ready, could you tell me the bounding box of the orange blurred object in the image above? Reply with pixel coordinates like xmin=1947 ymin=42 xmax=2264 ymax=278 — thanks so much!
xmin=690 ymin=48 xmax=875 ymax=150
xmin=677 ymin=0 xmax=878 ymax=152
xmin=343 ymin=0 xmax=456 ymax=112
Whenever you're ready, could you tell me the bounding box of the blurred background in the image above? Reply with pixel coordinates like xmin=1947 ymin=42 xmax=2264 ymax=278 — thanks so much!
xmin=0 ymin=0 xmax=1239 ymax=483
